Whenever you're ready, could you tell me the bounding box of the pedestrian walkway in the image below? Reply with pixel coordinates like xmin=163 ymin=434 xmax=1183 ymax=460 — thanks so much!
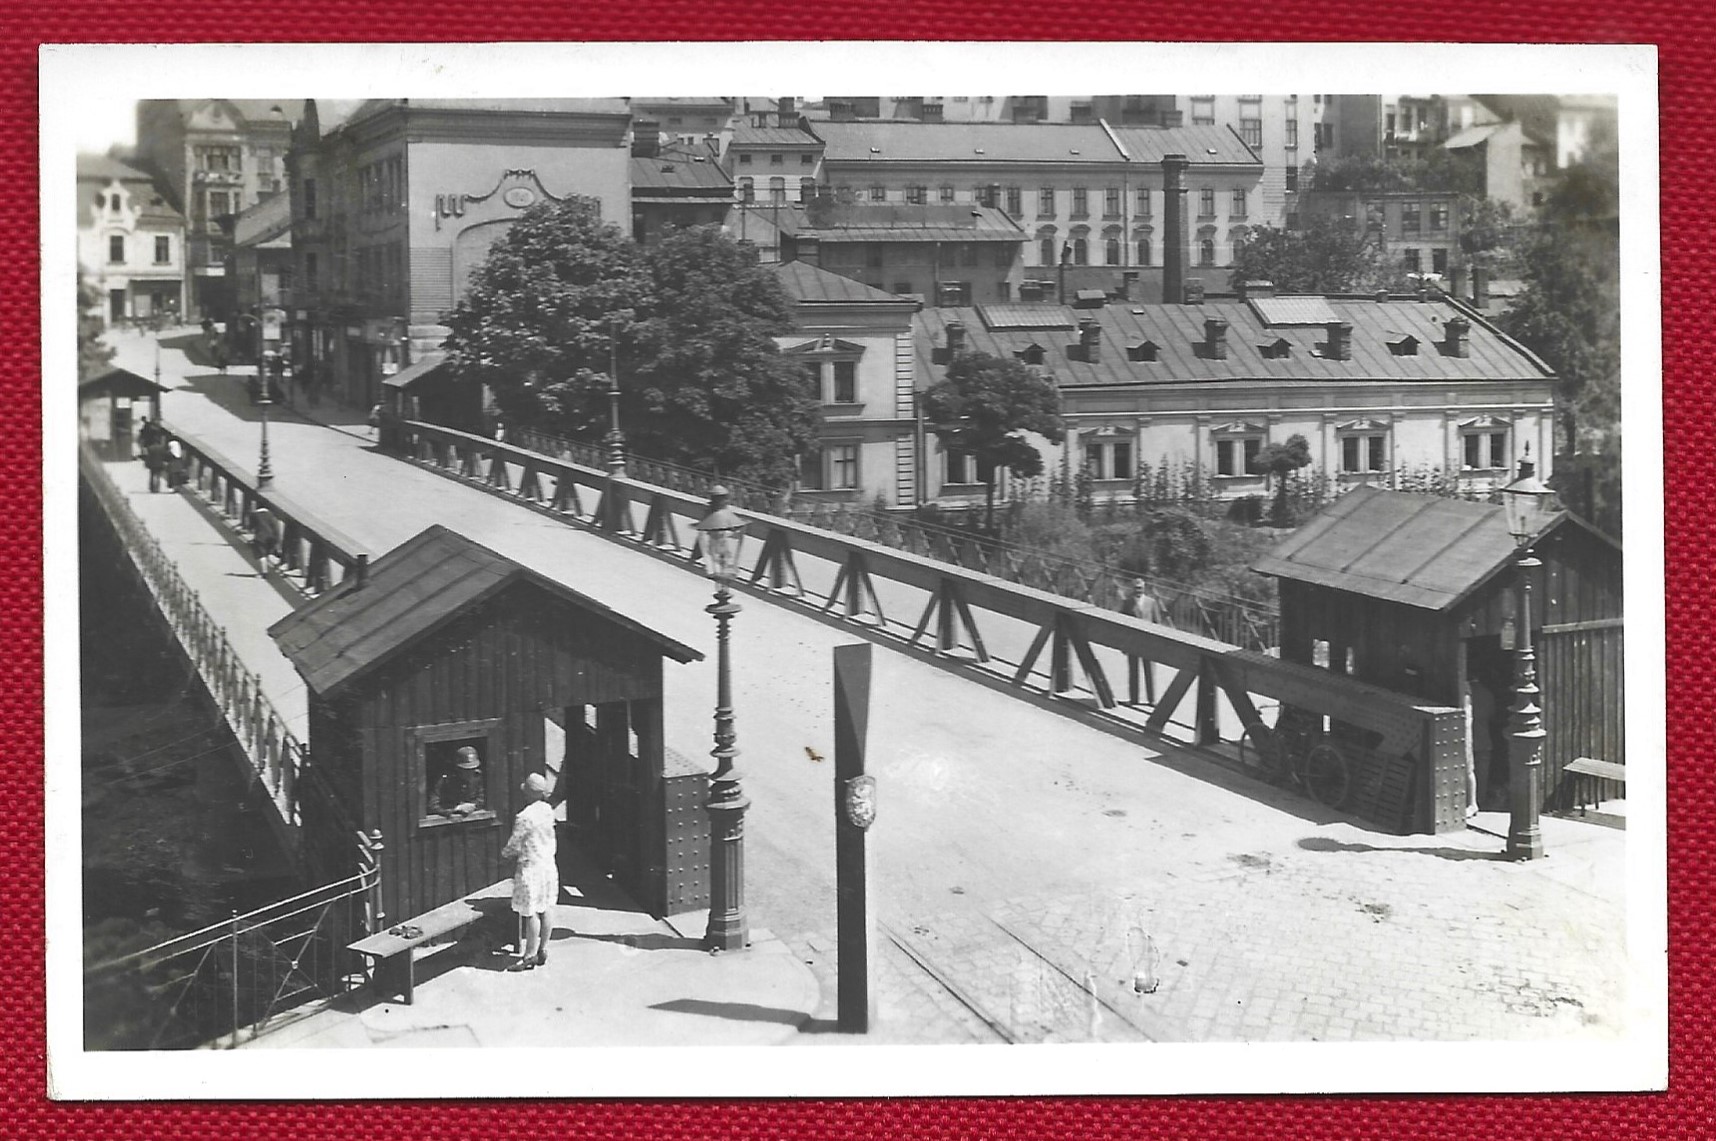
xmin=242 ymin=849 xmax=820 ymax=1049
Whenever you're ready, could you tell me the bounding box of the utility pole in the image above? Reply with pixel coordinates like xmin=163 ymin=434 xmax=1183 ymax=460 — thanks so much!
xmin=834 ymin=643 xmax=876 ymax=1032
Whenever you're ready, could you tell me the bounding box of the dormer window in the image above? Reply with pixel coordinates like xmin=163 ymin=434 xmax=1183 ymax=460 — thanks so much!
xmin=1014 ymin=343 xmax=1046 ymax=366
xmin=1387 ymin=334 xmax=1420 ymax=356
xmin=1258 ymin=337 xmax=1292 ymax=359
xmin=1126 ymin=340 xmax=1160 ymax=363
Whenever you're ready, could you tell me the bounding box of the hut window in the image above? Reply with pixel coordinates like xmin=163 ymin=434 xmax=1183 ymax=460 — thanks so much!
xmin=419 ymin=729 xmax=498 ymax=827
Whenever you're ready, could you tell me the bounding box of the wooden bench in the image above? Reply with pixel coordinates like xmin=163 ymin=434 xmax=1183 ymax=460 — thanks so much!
xmin=348 ymin=880 xmax=511 ymax=1005
xmin=1562 ymin=757 xmax=1626 ymax=816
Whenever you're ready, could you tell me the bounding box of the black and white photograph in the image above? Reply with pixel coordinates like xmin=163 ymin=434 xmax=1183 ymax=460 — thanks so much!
xmin=43 ymin=42 xmax=1664 ymax=1099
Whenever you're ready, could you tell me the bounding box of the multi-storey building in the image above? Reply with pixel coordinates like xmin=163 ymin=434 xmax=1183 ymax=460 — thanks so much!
xmin=768 ymin=260 xmax=925 ymax=505
xmin=818 ymin=95 xmax=1180 ymax=127
xmin=630 ymin=138 xmax=732 ymax=244
xmin=133 ymin=100 xmax=302 ymax=321
xmin=285 ymin=98 xmax=632 ymax=409
xmin=629 ymin=97 xmax=737 ymax=152
xmin=1174 ymin=94 xmax=1319 ymax=228
xmin=1297 ymin=188 xmax=1465 ymax=279
xmin=724 ymin=122 xmax=826 ymax=204
xmin=1444 ymin=120 xmax=1552 ymax=213
xmin=230 ymin=191 xmax=294 ymax=362
xmin=76 ymin=154 xmax=185 ymax=326
xmin=723 ymin=200 xmax=1027 ymax=305
xmin=911 ymin=284 xmax=1555 ymax=512
xmin=809 ymin=119 xmax=1261 ymax=296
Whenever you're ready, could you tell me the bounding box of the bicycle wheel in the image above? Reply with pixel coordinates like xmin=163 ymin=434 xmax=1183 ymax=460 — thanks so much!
xmin=1240 ymin=723 xmax=1284 ymax=777
xmin=1303 ymin=742 xmax=1352 ymax=809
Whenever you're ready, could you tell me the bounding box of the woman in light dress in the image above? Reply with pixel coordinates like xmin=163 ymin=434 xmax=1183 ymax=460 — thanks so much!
xmin=500 ymin=773 xmax=558 ymax=971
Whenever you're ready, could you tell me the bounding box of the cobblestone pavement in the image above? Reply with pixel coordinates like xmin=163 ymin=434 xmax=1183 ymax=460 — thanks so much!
xmin=787 ymin=813 xmax=1626 ymax=1045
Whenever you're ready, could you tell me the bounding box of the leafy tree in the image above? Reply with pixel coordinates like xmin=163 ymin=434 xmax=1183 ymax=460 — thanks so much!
xmin=1257 ymin=433 xmax=1313 ymax=525
xmin=921 ymin=351 xmax=1065 ymax=532
xmin=1497 ymin=118 xmax=1621 ymax=480
xmin=1231 ymin=217 xmax=1409 ymax=295
xmin=444 ymin=196 xmax=652 ymax=437
xmin=1458 ymin=196 xmax=1519 ymax=266
xmin=1306 ymin=150 xmax=1481 ymax=197
xmin=445 ymin=204 xmax=818 ymax=486
xmin=78 ymin=271 xmax=114 ymax=381
xmin=628 ymin=225 xmax=818 ymax=486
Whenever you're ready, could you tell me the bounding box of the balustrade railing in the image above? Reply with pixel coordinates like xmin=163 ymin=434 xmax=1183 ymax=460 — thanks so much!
xmin=399 ymin=419 xmax=1469 ymax=835
xmin=83 ymin=833 xmax=384 ymax=1050
xmin=160 ymin=425 xmax=369 ymax=598
xmin=79 ymin=441 xmax=306 ymax=823
xmin=507 ymin=424 xmax=1279 ymax=650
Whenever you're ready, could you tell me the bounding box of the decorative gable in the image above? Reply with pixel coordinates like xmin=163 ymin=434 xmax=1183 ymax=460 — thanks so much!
xmin=784 ymin=335 xmax=864 ymax=356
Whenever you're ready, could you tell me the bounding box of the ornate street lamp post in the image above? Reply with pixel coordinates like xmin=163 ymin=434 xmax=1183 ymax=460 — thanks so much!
xmin=256 ymin=358 xmax=275 ymax=490
xmin=695 ymin=487 xmax=750 ymax=952
xmin=1501 ymin=456 xmax=1554 ymax=860
xmin=603 ymin=330 xmax=627 ymax=478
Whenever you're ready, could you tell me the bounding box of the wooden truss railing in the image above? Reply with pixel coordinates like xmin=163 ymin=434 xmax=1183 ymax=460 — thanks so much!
xmin=398 ymin=420 xmax=1470 ymax=835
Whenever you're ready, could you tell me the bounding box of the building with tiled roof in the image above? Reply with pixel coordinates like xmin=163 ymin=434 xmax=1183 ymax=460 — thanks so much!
xmin=77 ymin=153 xmax=185 ymax=327
xmin=727 ymin=201 xmax=1027 ymax=307
xmin=807 ymin=118 xmax=1264 ymax=284
xmin=133 ymin=100 xmax=302 ymax=320
xmin=630 ymin=142 xmax=732 ymax=244
xmin=906 ymin=283 xmax=1556 ymax=512
xmin=767 ymin=261 xmax=925 ymax=503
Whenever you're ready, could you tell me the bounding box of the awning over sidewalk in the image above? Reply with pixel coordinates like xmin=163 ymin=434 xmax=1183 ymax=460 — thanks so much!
xmin=382 ymin=351 xmax=448 ymax=389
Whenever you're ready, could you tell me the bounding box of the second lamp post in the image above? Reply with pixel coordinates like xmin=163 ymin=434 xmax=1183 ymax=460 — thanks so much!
xmin=695 ymin=486 xmax=750 ymax=951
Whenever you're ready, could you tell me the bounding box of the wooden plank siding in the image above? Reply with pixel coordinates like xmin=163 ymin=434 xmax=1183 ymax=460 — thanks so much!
xmin=322 ymin=583 xmax=668 ymax=923
xmin=1540 ymin=619 xmax=1626 ymax=805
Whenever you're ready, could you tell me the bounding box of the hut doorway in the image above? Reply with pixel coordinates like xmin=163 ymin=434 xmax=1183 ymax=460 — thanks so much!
xmin=1463 ymin=634 xmax=1513 ymax=812
xmin=561 ymin=700 xmax=649 ymax=886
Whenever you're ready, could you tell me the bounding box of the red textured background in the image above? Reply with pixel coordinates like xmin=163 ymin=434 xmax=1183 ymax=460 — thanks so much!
xmin=19 ymin=10 xmax=1696 ymax=1139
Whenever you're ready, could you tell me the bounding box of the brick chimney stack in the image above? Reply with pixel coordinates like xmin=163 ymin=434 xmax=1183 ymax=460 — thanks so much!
xmin=946 ymin=319 xmax=966 ymax=357
xmin=1472 ymin=265 xmax=1490 ymax=310
xmin=1079 ymin=318 xmax=1103 ymax=362
xmin=1443 ymin=316 xmax=1471 ymax=358
xmin=1325 ymin=320 xmax=1353 ymax=361
xmin=1203 ymin=317 xmax=1229 ymax=360
xmin=1161 ymin=153 xmax=1189 ymax=305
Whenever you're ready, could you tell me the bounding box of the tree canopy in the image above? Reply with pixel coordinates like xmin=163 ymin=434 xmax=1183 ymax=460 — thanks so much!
xmin=921 ymin=350 xmax=1065 ymax=530
xmin=1257 ymin=434 xmax=1313 ymax=525
xmin=1495 ymin=117 xmax=1621 ymax=533
xmin=444 ymin=201 xmax=817 ymax=486
xmin=78 ymin=271 xmax=113 ymax=382
xmin=1230 ymin=216 xmax=1409 ymax=295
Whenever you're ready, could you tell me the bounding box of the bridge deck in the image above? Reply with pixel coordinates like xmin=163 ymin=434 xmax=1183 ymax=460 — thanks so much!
xmin=82 ymin=327 xmax=1631 ymax=1048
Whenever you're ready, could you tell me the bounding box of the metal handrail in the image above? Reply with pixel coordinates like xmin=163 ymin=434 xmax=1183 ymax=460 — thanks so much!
xmin=79 ymin=442 xmax=306 ymax=823
xmin=507 ymin=423 xmax=1279 ymax=649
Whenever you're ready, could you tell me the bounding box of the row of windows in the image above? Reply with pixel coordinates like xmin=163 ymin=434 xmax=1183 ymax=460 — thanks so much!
xmin=808 ymin=428 xmax=1515 ymax=495
xmin=357 ymin=155 xmax=406 ymax=215
xmin=106 ymin=235 xmax=174 ymax=265
xmin=1401 ymin=247 xmax=1452 ymax=274
xmin=1037 ymin=232 xmax=1235 ymax=268
xmin=839 ymin=184 xmax=1249 ymax=221
xmin=736 ymin=152 xmax=817 ymax=166
xmin=195 ymin=145 xmax=243 ymax=174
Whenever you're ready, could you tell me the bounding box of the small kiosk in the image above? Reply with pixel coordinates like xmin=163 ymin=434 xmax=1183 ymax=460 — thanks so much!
xmin=269 ymin=525 xmax=709 ymax=926
xmin=1254 ymin=485 xmax=1624 ymax=816
xmin=79 ymin=364 xmax=165 ymax=462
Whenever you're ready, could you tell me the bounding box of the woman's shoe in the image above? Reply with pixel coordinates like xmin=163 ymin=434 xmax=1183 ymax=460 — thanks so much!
xmin=535 ymin=947 xmax=548 ymax=967
xmin=507 ymin=957 xmax=535 ymax=972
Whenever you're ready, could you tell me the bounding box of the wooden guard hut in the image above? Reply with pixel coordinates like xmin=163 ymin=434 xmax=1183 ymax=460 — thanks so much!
xmin=1253 ymin=485 xmax=1624 ymax=816
xmin=269 ymin=525 xmax=708 ymax=924
xmin=79 ymin=364 xmax=165 ymax=462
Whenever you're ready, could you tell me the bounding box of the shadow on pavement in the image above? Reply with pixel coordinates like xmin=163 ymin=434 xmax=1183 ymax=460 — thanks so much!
xmin=1296 ymin=835 xmax=1508 ymax=862
xmin=572 ymin=932 xmax=704 ymax=952
xmin=647 ymin=998 xmax=809 ymax=1027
